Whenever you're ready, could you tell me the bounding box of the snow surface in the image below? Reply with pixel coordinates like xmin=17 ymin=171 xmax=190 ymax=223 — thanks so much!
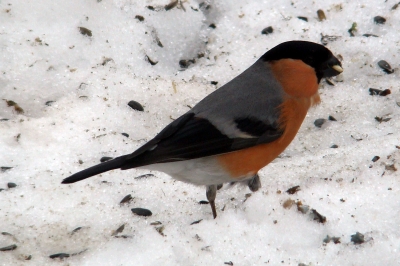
xmin=1 ymin=0 xmax=400 ymax=265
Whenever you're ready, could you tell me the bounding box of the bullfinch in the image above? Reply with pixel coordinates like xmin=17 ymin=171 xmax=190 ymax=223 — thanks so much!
xmin=62 ymin=40 xmax=343 ymax=218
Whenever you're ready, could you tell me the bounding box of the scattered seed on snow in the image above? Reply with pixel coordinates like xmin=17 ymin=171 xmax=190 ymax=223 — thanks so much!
xmin=261 ymin=26 xmax=273 ymax=35
xmin=179 ymin=59 xmax=195 ymax=69
xmin=244 ymin=193 xmax=252 ymax=201
xmin=363 ymin=33 xmax=378 ymax=37
xmin=197 ymin=52 xmax=205 ymax=59
xmin=120 ymin=194 xmax=133 ymax=205
xmin=134 ymin=174 xmax=154 ymax=179
xmin=3 ymin=99 xmax=24 ymax=114
xmin=114 ymin=235 xmax=131 ymax=239
xmin=0 ymin=244 xmax=17 ymax=251
xmin=375 ymin=116 xmax=391 ymax=123
xmin=286 ymin=185 xmax=300 ymax=195
xmin=282 ymin=199 xmax=295 ymax=209
xmin=385 ymin=164 xmax=397 ymax=171
xmin=377 ymin=60 xmax=394 ymax=74
xmin=323 ymin=235 xmax=341 ymax=244
xmin=78 ymin=27 xmax=92 ymax=37
xmin=190 ymin=219 xmax=203 ymax=225
xmin=348 ymin=22 xmax=357 ymax=37
xmin=135 ymin=15 xmax=144 ymax=21
xmin=369 ymin=88 xmax=391 ymax=96
xmin=1 ymin=167 xmax=13 ymax=172
xmin=155 ymin=225 xmax=165 ymax=236
xmin=201 ymin=245 xmax=211 ymax=251
xmin=165 ymin=0 xmax=178 ymax=11
xmin=78 ymin=83 xmax=88 ymax=90
xmin=101 ymin=57 xmax=113 ymax=66
xmin=131 ymin=208 xmax=152 ymax=216
xmin=351 ymin=232 xmax=365 ymax=244
xmin=49 ymin=253 xmax=70 ymax=259
xmin=314 ymin=118 xmax=326 ymax=128
xmin=100 ymin=157 xmax=113 ymax=163
xmin=111 ymin=224 xmax=125 ymax=236
xmin=145 ymin=55 xmax=158 ymax=66
xmin=296 ymin=201 xmax=310 ymax=214
xmin=371 ymin=156 xmax=380 ymax=162
xmin=317 ymin=9 xmax=326 ymax=21
xmin=128 ymin=100 xmax=144 ymax=111
xmin=71 ymin=227 xmax=83 ymax=235
xmin=320 ymin=34 xmax=341 ymax=45
xmin=373 ymin=16 xmax=386 ymax=24
xmin=328 ymin=115 xmax=337 ymax=121
xmin=311 ymin=209 xmax=326 ymax=223
xmin=199 ymin=2 xmax=211 ymax=11
xmin=7 ymin=182 xmax=17 ymax=188
xmin=297 ymin=16 xmax=308 ymax=22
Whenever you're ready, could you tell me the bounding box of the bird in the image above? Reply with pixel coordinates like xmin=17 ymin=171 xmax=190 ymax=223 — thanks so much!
xmin=62 ymin=40 xmax=343 ymax=219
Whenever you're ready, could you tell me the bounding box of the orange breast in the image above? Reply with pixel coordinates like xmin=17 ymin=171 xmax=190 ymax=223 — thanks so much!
xmin=217 ymin=59 xmax=320 ymax=179
xmin=269 ymin=59 xmax=319 ymax=98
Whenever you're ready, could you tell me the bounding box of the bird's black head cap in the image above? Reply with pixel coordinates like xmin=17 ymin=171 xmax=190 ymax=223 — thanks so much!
xmin=261 ymin=41 xmax=343 ymax=82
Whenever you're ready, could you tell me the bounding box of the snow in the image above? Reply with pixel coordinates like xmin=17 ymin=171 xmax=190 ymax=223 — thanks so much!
xmin=1 ymin=0 xmax=400 ymax=265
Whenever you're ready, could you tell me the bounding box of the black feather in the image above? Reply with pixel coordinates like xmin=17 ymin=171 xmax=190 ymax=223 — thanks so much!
xmin=62 ymin=155 xmax=128 ymax=183
xmin=121 ymin=114 xmax=283 ymax=169
xmin=234 ymin=116 xmax=279 ymax=137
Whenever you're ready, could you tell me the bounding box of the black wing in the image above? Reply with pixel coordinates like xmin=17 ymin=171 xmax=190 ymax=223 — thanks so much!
xmin=120 ymin=112 xmax=283 ymax=169
xmin=62 ymin=57 xmax=285 ymax=184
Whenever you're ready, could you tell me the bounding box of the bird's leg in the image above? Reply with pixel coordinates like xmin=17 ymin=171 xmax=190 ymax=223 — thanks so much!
xmin=247 ymin=173 xmax=261 ymax=192
xmin=206 ymin=185 xmax=218 ymax=219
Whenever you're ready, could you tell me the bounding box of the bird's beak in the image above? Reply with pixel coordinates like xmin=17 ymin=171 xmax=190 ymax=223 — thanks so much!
xmin=331 ymin=65 xmax=343 ymax=73
xmin=322 ymin=56 xmax=343 ymax=78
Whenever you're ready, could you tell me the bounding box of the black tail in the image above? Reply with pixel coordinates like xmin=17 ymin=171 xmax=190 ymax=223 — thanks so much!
xmin=62 ymin=155 xmax=128 ymax=184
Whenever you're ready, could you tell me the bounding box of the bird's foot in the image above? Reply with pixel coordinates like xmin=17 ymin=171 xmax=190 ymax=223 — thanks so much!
xmin=206 ymin=185 xmax=218 ymax=219
xmin=247 ymin=174 xmax=261 ymax=192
